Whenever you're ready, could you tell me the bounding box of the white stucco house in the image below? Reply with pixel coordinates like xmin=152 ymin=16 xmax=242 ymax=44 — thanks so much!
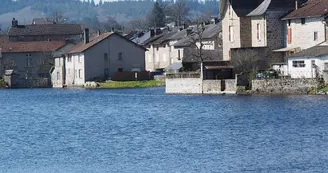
xmin=277 ymin=0 xmax=328 ymax=55
xmin=287 ymin=45 xmax=328 ymax=79
xmin=52 ymin=30 xmax=146 ymax=87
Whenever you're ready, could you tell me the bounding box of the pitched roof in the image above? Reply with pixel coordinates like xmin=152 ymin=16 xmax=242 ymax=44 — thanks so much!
xmin=69 ymin=32 xmax=147 ymax=54
xmin=288 ymin=45 xmax=328 ymax=58
xmin=282 ymin=0 xmax=328 ymax=20
xmin=220 ymin=0 xmax=297 ymax=17
xmin=32 ymin=18 xmax=54 ymax=25
xmin=174 ymin=23 xmax=221 ymax=48
xmin=8 ymin=24 xmax=83 ymax=36
xmin=0 ymin=41 xmax=66 ymax=53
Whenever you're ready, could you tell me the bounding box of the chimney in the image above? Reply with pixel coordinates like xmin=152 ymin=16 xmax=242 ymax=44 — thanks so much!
xmin=186 ymin=28 xmax=192 ymax=36
xmin=295 ymin=0 xmax=298 ymax=10
xmin=150 ymin=29 xmax=155 ymax=37
xmin=12 ymin=18 xmax=18 ymax=27
xmin=84 ymin=28 xmax=89 ymax=44
xmin=97 ymin=30 xmax=101 ymax=36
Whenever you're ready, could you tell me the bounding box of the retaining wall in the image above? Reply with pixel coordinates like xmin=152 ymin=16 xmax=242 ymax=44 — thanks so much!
xmin=252 ymin=78 xmax=318 ymax=94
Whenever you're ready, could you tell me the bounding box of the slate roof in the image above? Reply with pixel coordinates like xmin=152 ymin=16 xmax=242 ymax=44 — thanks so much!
xmin=0 ymin=41 xmax=66 ymax=53
xmin=282 ymin=0 xmax=328 ymax=20
xmin=8 ymin=24 xmax=83 ymax=36
xmin=69 ymin=32 xmax=147 ymax=54
xmin=220 ymin=0 xmax=297 ymax=17
xmin=174 ymin=23 xmax=221 ymax=48
xmin=32 ymin=18 xmax=54 ymax=25
xmin=288 ymin=45 xmax=328 ymax=58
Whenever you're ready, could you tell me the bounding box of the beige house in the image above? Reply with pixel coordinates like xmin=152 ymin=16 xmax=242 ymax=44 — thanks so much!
xmin=52 ymin=30 xmax=146 ymax=87
xmin=220 ymin=0 xmax=296 ymax=64
xmin=279 ymin=0 xmax=328 ymax=54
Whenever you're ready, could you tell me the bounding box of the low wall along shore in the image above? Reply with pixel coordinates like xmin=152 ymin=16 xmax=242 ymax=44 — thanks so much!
xmin=166 ymin=78 xmax=237 ymax=94
xmin=252 ymin=78 xmax=318 ymax=94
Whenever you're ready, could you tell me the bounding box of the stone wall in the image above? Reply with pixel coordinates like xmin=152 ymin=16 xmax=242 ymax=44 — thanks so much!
xmin=252 ymin=78 xmax=318 ymax=95
xmin=166 ymin=78 xmax=237 ymax=94
xmin=166 ymin=78 xmax=202 ymax=94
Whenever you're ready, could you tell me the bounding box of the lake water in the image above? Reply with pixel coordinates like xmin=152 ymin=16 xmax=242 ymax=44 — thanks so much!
xmin=0 ymin=88 xmax=328 ymax=173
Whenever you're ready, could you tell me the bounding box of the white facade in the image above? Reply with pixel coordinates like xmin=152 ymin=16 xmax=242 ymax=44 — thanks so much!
xmin=285 ymin=17 xmax=326 ymax=50
xmin=288 ymin=56 xmax=328 ymax=78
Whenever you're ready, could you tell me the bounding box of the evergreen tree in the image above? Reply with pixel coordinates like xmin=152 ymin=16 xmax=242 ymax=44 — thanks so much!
xmin=99 ymin=0 xmax=103 ymax=6
xmin=148 ymin=1 xmax=166 ymax=27
xmin=91 ymin=0 xmax=96 ymax=7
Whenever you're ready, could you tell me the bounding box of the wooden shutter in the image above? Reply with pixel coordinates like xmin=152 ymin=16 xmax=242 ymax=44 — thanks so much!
xmin=288 ymin=28 xmax=292 ymax=44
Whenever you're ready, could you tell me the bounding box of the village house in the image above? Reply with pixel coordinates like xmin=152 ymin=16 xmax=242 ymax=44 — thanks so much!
xmin=0 ymin=40 xmax=67 ymax=87
xmin=278 ymin=0 xmax=328 ymax=55
xmin=8 ymin=18 xmax=83 ymax=42
xmin=53 ymin=29 xmax=146 ymax=87
xmin=219 ymin=0 xmax=297 ymax=66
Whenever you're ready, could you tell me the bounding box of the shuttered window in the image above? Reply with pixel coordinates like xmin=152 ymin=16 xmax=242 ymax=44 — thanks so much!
xmin=288 ymin=28 xmax=292 ymax=44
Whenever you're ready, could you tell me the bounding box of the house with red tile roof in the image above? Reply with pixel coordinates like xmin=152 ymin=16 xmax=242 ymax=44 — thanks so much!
xmin=0 ymin=40 xmax=68 ymax=87
xmin=278 ymin=0 xmax=328 ymax=54
xmin=52 ymin=29 xmax=146 ymax=87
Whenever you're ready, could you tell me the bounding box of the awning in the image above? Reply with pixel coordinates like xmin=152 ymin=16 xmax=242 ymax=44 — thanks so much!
xmin=273 ymin=47 xmax=300 ymax=52
xmin=165 ymin=62 xmax=182 ymax=71
xmin=205 ymin=66 xmax=234 ymax=70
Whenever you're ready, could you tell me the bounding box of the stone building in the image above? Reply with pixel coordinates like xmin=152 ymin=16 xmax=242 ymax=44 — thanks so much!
xmin=219 ymin=0 xmax=298 ymax=66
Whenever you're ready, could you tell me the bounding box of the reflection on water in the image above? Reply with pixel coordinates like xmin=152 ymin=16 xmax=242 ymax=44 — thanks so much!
xmin=0 ymin=88 xmax=328 ymax=173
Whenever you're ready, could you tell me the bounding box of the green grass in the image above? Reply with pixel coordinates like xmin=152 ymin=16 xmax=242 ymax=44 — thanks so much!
xmin=0 ymin=79 xmax=5 ymax=88
xmin=97 ymin=80 xmax=165 ymax=89
xmin=319 ymin=87 xmax=328 ymax=92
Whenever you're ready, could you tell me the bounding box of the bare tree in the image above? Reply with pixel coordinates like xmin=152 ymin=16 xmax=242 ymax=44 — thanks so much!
xmin=170 ymin=0 xmax=189 ymax=26
xmin=229 ymin=50 xmax=261 ymax=74
xmin=36 ymin=52 xmax=55 ymax=78
xmin=48 ymin=11 xmax=67 ymax=24
xmin=124 ymin=18 xmax=148 ymax=32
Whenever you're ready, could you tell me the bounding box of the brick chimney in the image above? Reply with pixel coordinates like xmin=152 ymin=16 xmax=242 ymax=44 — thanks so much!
xmin=84 ymin=28 xmax=89 ymax=44
xmin=12 ymin=18 xmax=18 ymax=27
xmin=295 ymin=0 xmax=299 ymax=10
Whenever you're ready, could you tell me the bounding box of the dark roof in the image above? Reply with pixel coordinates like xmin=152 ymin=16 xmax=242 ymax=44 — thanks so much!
xmin=174 ymin=23 xmax=221 ymax=48
xmin=282 ymin=0 xmax=328 ymax=20
xmin=152 ymin=32 xmax=178 ymax=45
xmin=69 ymin=32 xmax=146 ymax=54
xmin=0 ymin=41 xmax=66 ymax=53
xmin=220 ymin=0 xmax=297 ymax=17
xmin=8 ymin=24 xmax=83 ymax=36
xmin=288 ymin=45 xmax=328 ymax=58
xmin=142 ymin=34 xmax=165 ymax=47
xmin=183 ymin=48 xmax=223 ymax=62
xmin=32 ymin=18 xmax=54 ymax=25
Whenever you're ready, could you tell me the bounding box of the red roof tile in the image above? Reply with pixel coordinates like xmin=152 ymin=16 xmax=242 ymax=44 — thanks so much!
xmin=282 ymin=0 xmax=328 ymax=20
xmin=0 ymin=41 xmax=66 ymax=53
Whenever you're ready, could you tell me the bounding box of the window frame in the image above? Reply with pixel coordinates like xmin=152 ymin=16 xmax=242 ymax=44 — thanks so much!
xmin=292 ymin=60 xmax=306 ymax=68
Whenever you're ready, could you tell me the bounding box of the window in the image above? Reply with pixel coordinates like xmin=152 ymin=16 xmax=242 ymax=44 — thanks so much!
xmin=178 ymin=50 xmax=181 ymax=60
xmin=288 ymin=19 xmax=291 ymax=26
xmin=104 ymin=53 xmax=108 ymax=61
xmin=26 ymin=58 xmax=32 ymax=67
xmin=118 ymin=52 xmax=123 ymax=60
xmin=56 ymin=72 xmax=60 ymax=81
xmin=257 ymin=23 xmax=261 ymax=41
xmin=229 ymin=26 xmax=234 ymax=42
xmin=301 ymin=18 xmax=306 ymax=25
xmin=118 ymin=68 xmax=123 ymax=72
xmin=78 ymin=55 xmax=82 ymax=63
xmin=67 ymin=56 xmax=72 ymax=62
xmin=292 ymin=60 xmax=305 ymax=68
xmin=314 ymin=32 xmax=318 ymax=41
xmin=288 ymin=28 xmax=292 ymax=44
xmin=78 ymin=69 xmax=82 ymax=79
xmin=104 ymin=68 xmax=109 ymax=76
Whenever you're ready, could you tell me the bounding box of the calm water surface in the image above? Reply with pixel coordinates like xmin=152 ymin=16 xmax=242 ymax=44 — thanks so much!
xmin=0 ymin=88 xmax=328 ymax=173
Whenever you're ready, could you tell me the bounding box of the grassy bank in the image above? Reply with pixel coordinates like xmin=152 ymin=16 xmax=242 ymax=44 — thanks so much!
xmin=98 ymin=80 xmax=165 ymax=89
xmin=0 ymin=79 xmax=5 ymax=88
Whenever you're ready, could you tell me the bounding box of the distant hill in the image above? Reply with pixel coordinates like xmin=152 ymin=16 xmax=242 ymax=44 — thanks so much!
xmin=0 ymin=0 xmax=219 ymax=30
